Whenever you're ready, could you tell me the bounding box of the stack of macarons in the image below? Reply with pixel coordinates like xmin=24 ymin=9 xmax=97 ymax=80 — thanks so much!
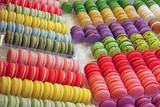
xmin=73 ymin=1 xmax=92 ymax=29
xmin=71 ymin=25 xmax=85 ymax=43
xmin=0 ymin=9 xmax=68 ymax=34
xmin=121 ymin=20 xmax=139 ymax=37
xmin=116 ymin=34 xmax=135 ymax=55
xmin=7 ymin=48 xmax=79 ymax=71
xmin=134 ymin=18 xmax=152 ymax=35
xmin=135 ymin=96 xmax=154 ymax=107
xmin=5 ymin=31 xmax=75 ymax=55
xmin=129 ymin=33 xmax=149 ymax=53
xmin=96 ymin=24 xmax=114 ymax=40
xmin=119 ymin=0 xmax=140 ymax=22
xmin=97 ymin=55 xmax=128 ymax=100
xmin=143 ymin=31 xmax=160 ymax=51
xmin=108 ymin=1 xmax=129 ymax=24
xmin=117 ymin=95 xmax=135 ymax=107
xmin=4 ymin=62 xmax=84 ymax=86
xmin=0 ymin=94 xmax=95 ymax=107
xmin=5 ymin=22 xmax=71 ymax=42
xmin=142 ymin=50 xmax=160 ymax=83
xmin=73 ymin=1 xmax=87 ymax=15
xmin=126 ymin=50 xmax=160 ymax=97
xmin=0 ymin=9 xmax=8 ymax=22
xmin=134 ymin=0 xmax=155 ymax=23
xmin=85 ymin=0 xmax=104 ymax=27
xmin=102 ymin=36 xmax=121 ymax=57
xmin=96 ymin=0 xmax=110 ymax=12
xmin=109 ymin=22 xmax=127 ymax=38
xmin=3 ymin=1 xmax=62 ymax=15
xmin=145 ymin=0 xmax=160 ymax=20
xmin=91 ymin=42 xmax=107 ymax=59
xmin=84 ymin=62 xmax=110 ymax=104
xmin=148 ymin=18 xmax=160 ymax=34
xmin=112 ymin=52 xmax=144 ymax=99
xmin=99 ymin=99 xmax=116 ymax=107
xmin=0 ymin=76 xmax=91 ymax=104
xmin=0 ymin=21 xmax=7 ymax=33
xmin=83 ymin=25 xmax=101 ymax=45
xmin=152 ymin=94 xmax=160 ymax=106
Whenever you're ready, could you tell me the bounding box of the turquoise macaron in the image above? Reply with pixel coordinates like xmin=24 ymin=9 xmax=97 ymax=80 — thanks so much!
xmin=32 ymin=27 xmax=41 ymax=37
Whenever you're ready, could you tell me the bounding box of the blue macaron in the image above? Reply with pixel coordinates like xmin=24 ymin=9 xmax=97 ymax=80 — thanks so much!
xmin=40 ymin=30 xmax=48 ymax=38
xmin=16 ymin=24 xmax=24 ymax=34
xmin=0 ymin=21 xmax=7 ymax=32
xmin=24 ymin=26 xmax=32 ymax=36
xmin=7 ymin=22 xmax=16 ymax=32
xmin=48 ymin=30 xmax=56 ymax=40
xmin=32 ymin=27 xmax=41 ymax=37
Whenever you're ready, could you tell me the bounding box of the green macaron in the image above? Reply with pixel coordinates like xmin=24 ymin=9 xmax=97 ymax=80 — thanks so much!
xmin=91 ymin=42 xmax=104 ymax=53
xmin=93 ymin=48 xmax=108 ymax=59
xmin=5 ymin=30 xmax=11 ymax=44
xmin=60 ymin=42 xmax=65 ymax=54
xmin=10 ymin=32 xmax=14 ymax=44
xmin=45 ymin=38 xmax=51 ymax=51
xmin=108 ymin=46 xmax=121 ymax=57
xmin=53 ymin=40 xmax=59 ymax=53
xmin=62 ymin=2 xmax=73 ymax=14
xmin=13 ymin=32 xmax=19 ymax=45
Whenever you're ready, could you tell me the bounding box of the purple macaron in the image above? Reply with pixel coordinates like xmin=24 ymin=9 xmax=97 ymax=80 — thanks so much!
xmin=117 ymin=95 xmax=135 ymax=107
xmin=71 ymin=25 xmax=85 ymax=43
xmin=83 ymin=25 xmax=96 ymax=32
xmin=86 ymin=33 xmax=101 ymax=45
xmin=99 ymin=99 xmax=116 ymax=107
xmin=152 ymin=94 xmax=160 ymax=105
xmin=135 ymin=96 xmax=151 ymax=107
xmin=123 ymin=104 xmax=135 ymax=107
xmin=134 ymin=18 xmax=146 ymax=27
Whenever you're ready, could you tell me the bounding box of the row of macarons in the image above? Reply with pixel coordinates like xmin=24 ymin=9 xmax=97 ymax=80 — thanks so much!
xmin=7 ymin=48 xmax=79 ymax=71
xmin=6 ymin=3 xmax=64 ymax=21
xmin=84 ymin=52 xmax=160 ymax=104
xmin=0 ymin=61 xmax=84 ymax=87
xmin=99 ymin=94 xmax=160 ymax=107
xmin=0 ymin=94 xmax=95 ymax=107
xmin=5 ymin=31 xmax=75 ymax=55
xmin=0 ymin=76 xmax=91 ymax=104
xmin=1 ymin=0 xmax=60 ymax=9
xmin=0 ymin=21 xmax=71 ymax=42
xmin=0 ymin=10 xmax=68 ymax=34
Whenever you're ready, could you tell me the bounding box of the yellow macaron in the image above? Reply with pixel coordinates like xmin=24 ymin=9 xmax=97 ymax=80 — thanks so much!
xmin=58 ymin=84 xmax=64 ymax=101
xmin=76 ymin=87 xmax=83 ymax=103
xmin=21 ymin=79 xmax=33 ymax=98
xmin=52 ymin=83 xmax=60 ymax=101
xmin=0 ymin=76 xmax=11 ymax=95
xmin=38 ymin=81 xmax=44 ymax=99
xmin=0 ymin=9 xmax=5 ymax=21
xmin=32 ymin=17 xmax=38 ymax=28
xmin=7 ymin=11 xmax=16 ymax=22
xmin=80 ymin=88 xmax=87 ymax=104
xmin=86 ymin=89 xmax=91 ymax=104
xmin=61 ymin=24 xmax=66 ymax=34
xmin=4 ymin=10 xmax=8 ymax=22
xmin=71 ymin=86 xmax=80 ymax=103
xmin=58 ymin=23 xmax=62 ymax=33
xmin=61 ymin=85 xmax=70 ymax=102
xmin=54 ymin=22 xmax=59 ymax=33
xmin=64 ymin=24 xmax=68 ymax=34
xmin=32 ymin=80 xmax=40 ymax=98
xmin=47 ymin=21 xmax=54 ymax=31
xmin=48 ymin=83 xmax=54 ymax=100
xmin=42 ymin=82 xmax=50 ymax=99
xmin=68 ymin=86 xmax=73 ymax=102
xmin=23 ymin=15 xmax=29 ymax=27
xmin=15 ymin=14 xmax=21 ymax=25
xmin=11 ymin=77 xmax=22 ymax=96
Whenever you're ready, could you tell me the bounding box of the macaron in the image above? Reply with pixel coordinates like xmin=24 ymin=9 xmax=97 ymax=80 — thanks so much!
xmin=10 ymin=77 xmax=22 ymax=96
xmin=0 ymin=76 xmax=11 ymax=95
xmin=6 ymin=63 xmax=18 ymax=78
xmin=17 ymin=64 xmax=29 ymax=80
xmin=37 ymin=66 xmax=49 ymax=82
xmin=27 ymin=66 xmax=39 ymax=81
xmin=21 ymin=79 xmax=33 ymax=98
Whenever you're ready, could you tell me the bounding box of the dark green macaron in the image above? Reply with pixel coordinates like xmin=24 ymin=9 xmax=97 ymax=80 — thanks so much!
xmin=62 ymin=2 xmax=72 ymax=14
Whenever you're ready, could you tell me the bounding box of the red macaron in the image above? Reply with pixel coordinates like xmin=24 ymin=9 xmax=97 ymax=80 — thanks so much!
xmin=27 ymin=66 xmax=39 ymax=81
xmin=17 ymin=64 xmax=29 ymax=80
xmin=6 ymin=63 xmax=18 ymax=78
xmin=0 ymin=61 xmax=7 ymax=76
xmin=65 ymin=71 xmax=76 ymax=86
xmin=7 ymin=48 xmax=19 ymax=63
xmin=74 ymin=73 xmax=85 ymax=88
xmin=37 ymin=66 xmax=49 ymax=82
xmin=47 ymin=69 xmax=58 ymax=83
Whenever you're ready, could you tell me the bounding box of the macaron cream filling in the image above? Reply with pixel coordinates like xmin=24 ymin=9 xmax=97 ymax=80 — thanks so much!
xmin=11 ymin=63 xmax=16 ymax=78
xmin=21 ymin=66 xmax=26 ymax=79
xmin=42 ymin=68 xmax=47 ymax=82
xmin=79 ymin=74 xmax=82 ymax=87
xmin=70 ymin=72 xmax=73 ymax=85
xmin=31 ymin=67 xmax=36 ymax=80
xmin=61 ymin=72 xmax=65 ymax=84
